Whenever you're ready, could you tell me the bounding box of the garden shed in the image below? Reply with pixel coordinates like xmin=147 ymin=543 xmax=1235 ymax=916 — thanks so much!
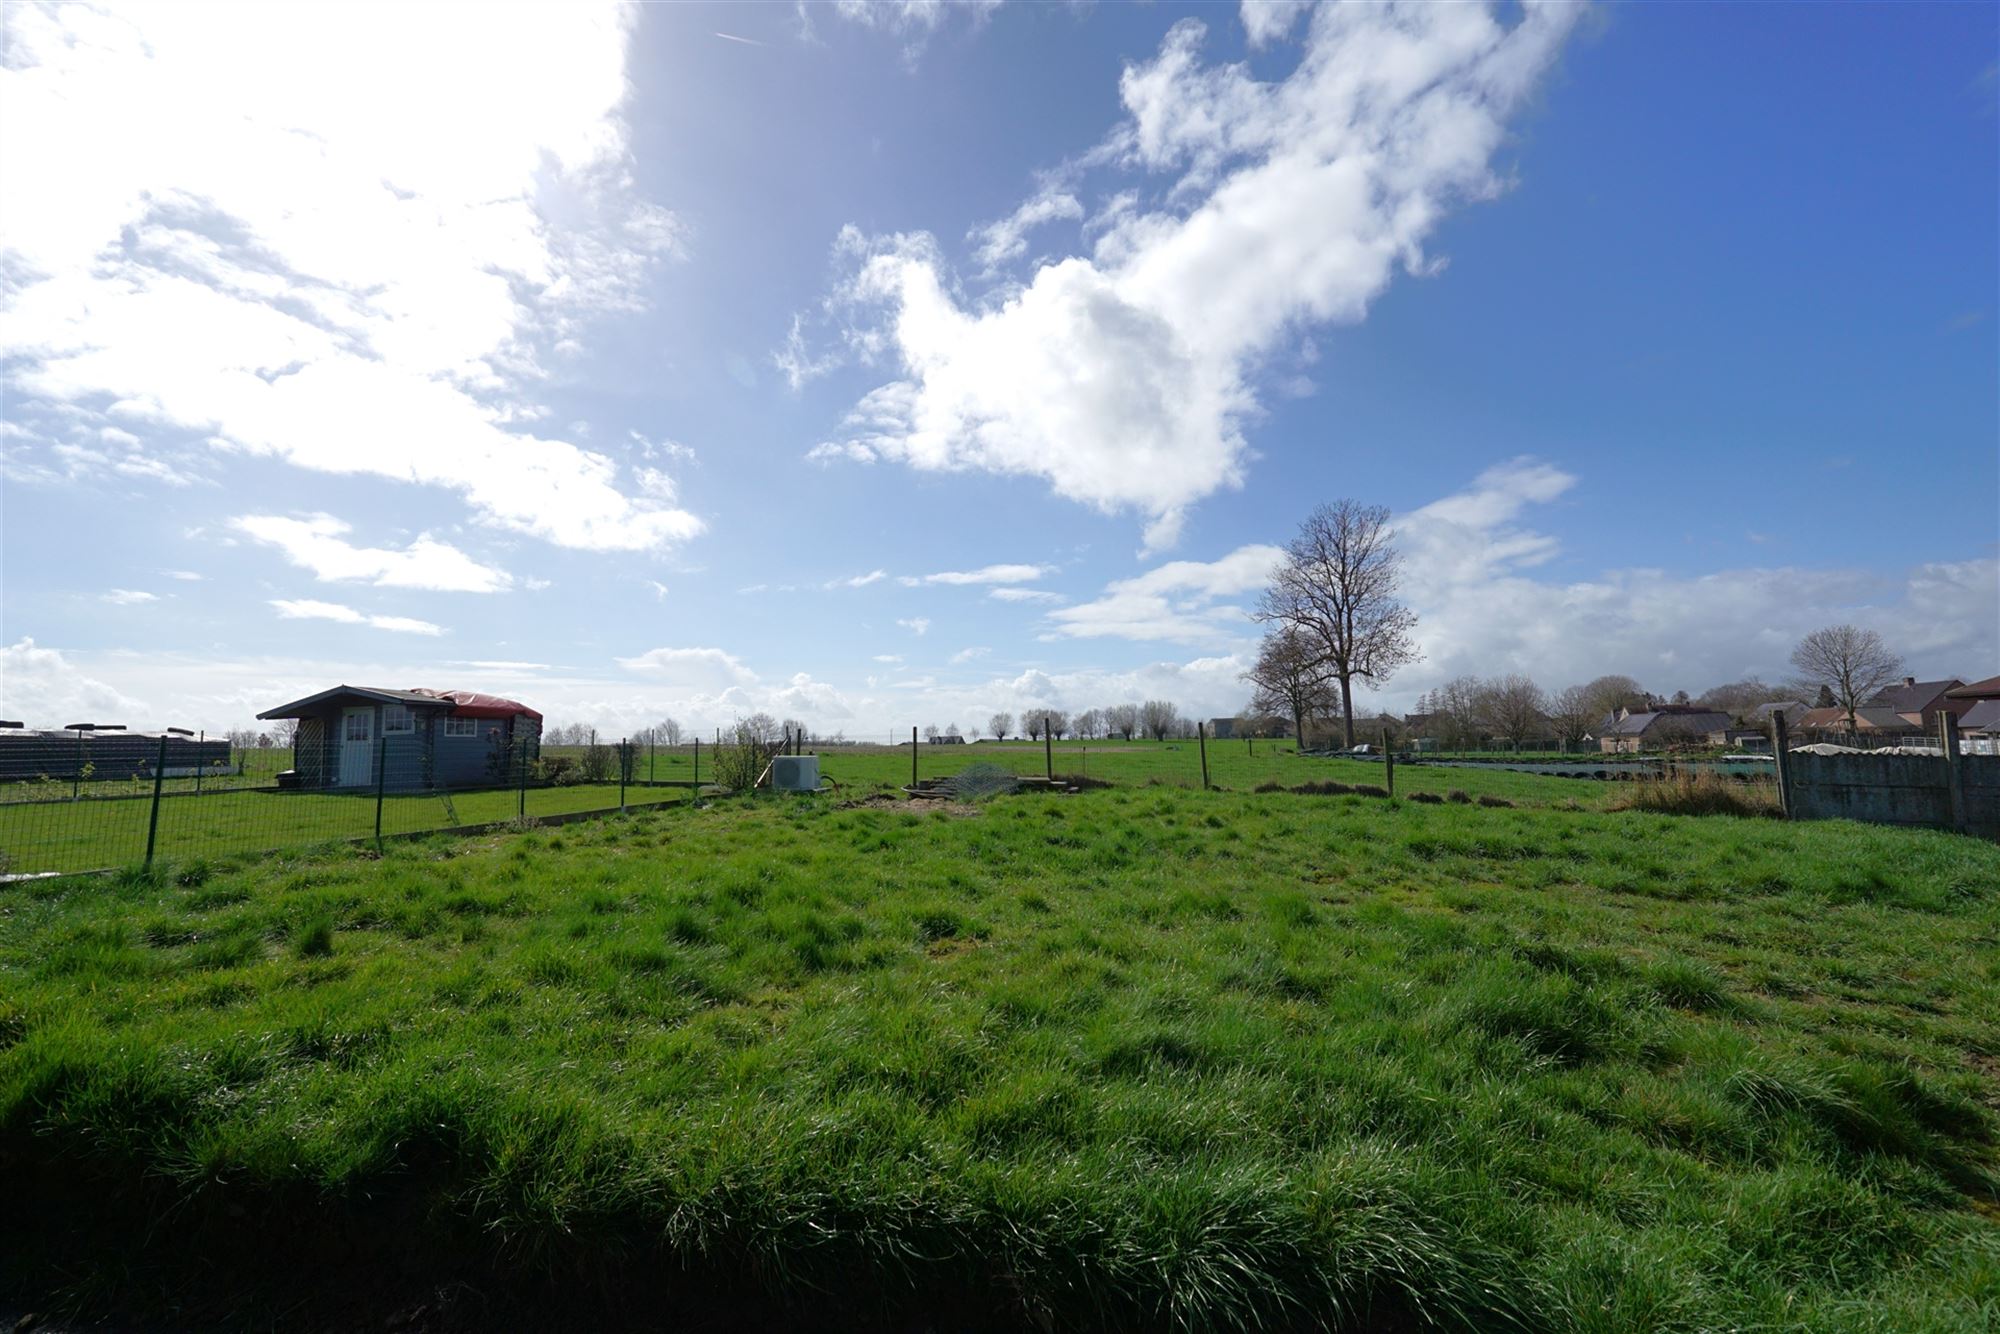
xmin=256 ymin=685 xmax=541 ymax=791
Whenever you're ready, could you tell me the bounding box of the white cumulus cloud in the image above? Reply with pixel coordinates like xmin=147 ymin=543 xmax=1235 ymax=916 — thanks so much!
xmin=231 ymin=514 xmax=513 ymax=593
xmin=901 ymin=563 xmax=1053 ymax=586
xmin=0 ymin=2 xmax=699 ymax=553
xmin=801 ymin=2 xmax=1582 ymax=551
xmin=269 ymin=599 xmax=443 ymax=635
xmin=1047 ymin=545 xmax=1284 ymax=644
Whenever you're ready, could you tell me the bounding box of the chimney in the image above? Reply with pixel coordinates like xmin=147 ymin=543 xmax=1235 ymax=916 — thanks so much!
xmin=1903 ymin=676 xmax=1915 ymax=689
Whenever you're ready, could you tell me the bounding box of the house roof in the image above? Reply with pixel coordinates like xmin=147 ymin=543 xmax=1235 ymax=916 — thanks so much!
xmin=1945 ymin=674 xmax=2000 ymax=700
xmin=1956 ymin=699 xmax=2000 ymax=732
xmin=1752 ymin=700 xmax=1811 ymax=720
xmin=1601 ymin=709 xmax=1733 ymax=737
xmin=1958 ymin=699 xmax=2000 ymax=732
xmin=256 ymin=685 xmax=540 ymax=722
xmin=1791 ymin=705 xmax=1925 ymax=734
xmin=1856 ymin=707 xmax=1922 ymax=732
xmin=1867 ymin=678 xmax=1963 ymax=713
xmin=1790 ymin=707 xmax=1848 ymax=731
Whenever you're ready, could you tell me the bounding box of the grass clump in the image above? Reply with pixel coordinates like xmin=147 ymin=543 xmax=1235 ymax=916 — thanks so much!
xmin=1614 ymin=769 xmax=1780 ymax=818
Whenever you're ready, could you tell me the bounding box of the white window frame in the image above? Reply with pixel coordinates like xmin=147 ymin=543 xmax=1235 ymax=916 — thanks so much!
xmin=443 ymin=716 xmax=478 ymax=738
xmin=382 ymin=704 xmax=414 ymax=735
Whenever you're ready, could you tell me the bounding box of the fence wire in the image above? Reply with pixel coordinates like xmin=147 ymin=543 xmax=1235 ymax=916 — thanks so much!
xmin=0 ymin=733 xmax=689 ymax=877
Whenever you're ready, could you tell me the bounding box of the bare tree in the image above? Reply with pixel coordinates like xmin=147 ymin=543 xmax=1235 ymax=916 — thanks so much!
xmin=1046 ymin=709 xmax=1072 ymax=740
xmin=1258 ymin=500 xmax=1420 ymax=748
xmin=1106 ymin=703 xmax=1140 ymax=741
xmin=1074 ymin=708 xmax=1103 ymax=740
xmin=1140 ymin=699 xmax=1179 ymax=742
xmin=1478 ymin=674 xmax=1547 ymax=748
xmin=1243 ymin=627 xmax=1340 ymax=749
xmin=659 ymin=716 xmax=684 ymax=747
xmin=1414 ymin=677 xmax=1487 ymax=750
xmin=1546 ymin=684 xmax=1597 ymax=750
xmin=1696 ymin=678 xmax=1790 ymax=722
xmin=1790 ymin=625 xmax=1903 ymax=731
xmin=1023 ymin=710 xmax=1045 ymax=741
xmin=924 ymin=724 xmax=940 ymax=741
xmin=988 ymin=711 xmax=1013 ymax=742
xmin=1580 ymin=674 xmax=1646 ymax=724
xmin=269 ymin=717 xmax=298 ymax=749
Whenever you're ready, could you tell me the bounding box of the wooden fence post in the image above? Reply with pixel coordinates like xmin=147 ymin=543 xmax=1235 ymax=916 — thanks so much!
xmin=1197 ymin=722 xmax=1209 ymax=789
xmin=1382 ymin=728 xmax=1395 ymax=799
xmin=1940 ymin=711 xmax=1966 ymax=834
xmin=912 ymin=726 xmax=919 ymax=791
xmin=1044 ymin=728 xmax=1052 ymax=782
xmin=1771 ymin=709 xmax=1793 ymax=819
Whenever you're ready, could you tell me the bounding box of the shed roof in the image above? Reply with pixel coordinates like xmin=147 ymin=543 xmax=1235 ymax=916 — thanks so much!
xmin=257 ymin=685 xmax=449 ymax=719
xmin=1945 ymin=675 xmax=2000 ymax=700
xmin=256 ymin=685 xmax=540 ymax=722
xmin=406 ymin=689 xmax=543 ymax=722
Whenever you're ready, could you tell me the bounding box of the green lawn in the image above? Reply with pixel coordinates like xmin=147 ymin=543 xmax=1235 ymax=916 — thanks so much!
xmin=1 ymin=741 xmax=1621 ymax=876
xmin=2 ymin=784 xmax=1993 ymax=1329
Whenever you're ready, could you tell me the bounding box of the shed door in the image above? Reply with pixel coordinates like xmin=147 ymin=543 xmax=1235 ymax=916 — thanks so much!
xmin=339 ymin=707 xmax=374 ymax=786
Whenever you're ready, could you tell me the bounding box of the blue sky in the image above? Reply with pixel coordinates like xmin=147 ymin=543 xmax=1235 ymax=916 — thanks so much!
xmin=2 ymin=0 xmax=1995 ymax=738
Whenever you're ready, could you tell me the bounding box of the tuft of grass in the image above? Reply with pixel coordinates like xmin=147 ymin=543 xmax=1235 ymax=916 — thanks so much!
xmin=290 ymin=914 xmax=334 ymax=958
xmin=1613 ymin=770 xmax=1779 ymax=818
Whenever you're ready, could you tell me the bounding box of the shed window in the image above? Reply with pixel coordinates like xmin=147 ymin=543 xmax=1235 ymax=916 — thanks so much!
xmin=382 ymin=704 xmax=414 ymax=735
xmin=443 ymin=716 xmax=478 ymax=738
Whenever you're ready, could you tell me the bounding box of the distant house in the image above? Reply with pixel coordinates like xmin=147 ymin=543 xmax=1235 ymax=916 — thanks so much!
xmin=256 ymin=685 xmax=542 ymax=790
xmin=1596 ymin=706 xmax=1733 ymax=753
xmin=1865 ymin=676 xmax=1967 ymax=728
xmin=1751 ymin=700 xmax=1812 ymax=726
xmin=1788 ymin=705 xmax=1922 ymax=740
xmin=1944 ymin=675 xmax=2000 ymax=707
xmin=926 ymin=733 xmax=966 ymax=745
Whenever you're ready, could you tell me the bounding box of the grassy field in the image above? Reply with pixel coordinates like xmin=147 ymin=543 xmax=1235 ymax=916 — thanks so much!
xmin=2 ymin=779 xmax=1994 ymax=1330
xmin=0 ymin=741 xmax=1625 ymax=876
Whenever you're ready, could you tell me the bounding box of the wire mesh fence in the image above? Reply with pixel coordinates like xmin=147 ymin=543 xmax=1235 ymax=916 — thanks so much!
xmin=0 ymin=731 xmax=692 ymax=878
xmin=1 ymin=715 xmax=1779 ymax=878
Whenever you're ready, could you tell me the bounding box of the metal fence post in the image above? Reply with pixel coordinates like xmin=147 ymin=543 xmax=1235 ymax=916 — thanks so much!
xmin=1771 ymin=709 xmax=1793 ymax=819
xmin=619 ymin=738 xmax=628 ymax=813
xmin=517 ymin=738 xmax=527 ymax=820
xmin=692 ymin=737 xmax=700 ymax=800
xmin=1197 ymin=722 xmax=1210 ymax=790
xmin=143 ymin=732 xmax=168 ymax=867
xmin=374 ymin=732 xmax=387 ymax=851
xmin=912 ymin=726 xmax=919 ymax=791
xmin=196 ymin=729 xmax=204 ymax=796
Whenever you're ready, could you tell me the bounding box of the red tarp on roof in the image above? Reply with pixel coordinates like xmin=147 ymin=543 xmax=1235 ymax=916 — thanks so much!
xmin=408 ymin=689 xmax=542 ymax=721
